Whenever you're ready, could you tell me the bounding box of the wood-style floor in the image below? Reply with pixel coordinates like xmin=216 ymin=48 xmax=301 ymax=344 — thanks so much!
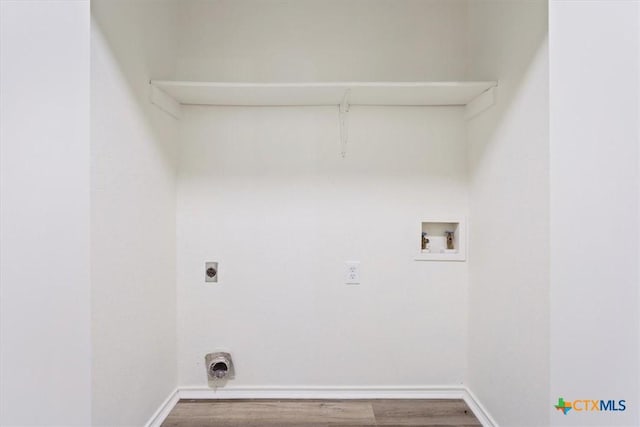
xmin=162 ymin=399 xmax=481 ymax=426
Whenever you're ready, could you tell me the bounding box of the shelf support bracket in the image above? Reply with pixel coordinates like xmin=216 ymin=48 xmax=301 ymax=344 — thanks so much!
xmin=339 ymin=89 xmax=351 ymax=158
xmin=149 ymin=82 xmax=182 ymax=119
xmin=464 ymin=85 xmax=496 ymax=120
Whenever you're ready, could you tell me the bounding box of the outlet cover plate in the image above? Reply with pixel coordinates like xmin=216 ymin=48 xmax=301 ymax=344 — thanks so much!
xmin=345 ymin=261 xmax=360 ymax=284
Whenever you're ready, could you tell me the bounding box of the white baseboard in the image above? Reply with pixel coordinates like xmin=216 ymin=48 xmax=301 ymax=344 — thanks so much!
xmin=462 ymin=387 xmax=499 ymax=427
xmin=177 ymin=385 xmax=466 ymax=400
xmin=145 ymin=385 xmax=497 ymax=427
xmin=144 ymin=388 xmax=179 ymax=427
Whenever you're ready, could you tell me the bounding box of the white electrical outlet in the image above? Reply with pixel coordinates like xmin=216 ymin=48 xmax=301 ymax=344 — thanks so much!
xmin=345 ymin=261 xmax=361 ymax=284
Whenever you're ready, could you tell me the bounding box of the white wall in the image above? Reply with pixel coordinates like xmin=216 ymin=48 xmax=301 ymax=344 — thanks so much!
xmin=466 ymin=1 xmax=549 ymax=426
xmin=176 ymin=0 xmax=468 ymax=82
xmin=549 ymin=1 xmax=639 ymax=426
xmin=0 ymin=1 xmax=92 ymax=425
xmin=176 ymin=106 xmax=468 ymax=386
xmin=173 ymin=0 xmax=471 ymax=390
xmin=91 ymin=1 xmax=179 ymax=424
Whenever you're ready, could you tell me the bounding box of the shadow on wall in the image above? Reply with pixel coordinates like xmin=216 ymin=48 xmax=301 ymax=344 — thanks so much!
xmin=91 ymin=0 xmax=178 ymax=170
xmin=465 ymin=0 xmax=549 ymax=426
xmin=90 ymin=1 xmax=180 ymax=426
xmin=466 ymin=0 xmax=549 ymax=163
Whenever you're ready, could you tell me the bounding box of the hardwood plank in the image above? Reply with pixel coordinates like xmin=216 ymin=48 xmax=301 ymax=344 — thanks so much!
xmin=372 ymin=399 xmax=481 ymax=426
xmin=162 ymin=399 xmax=376 ymax=427
xmin=162 ymin=398 xmax=482 ymax=427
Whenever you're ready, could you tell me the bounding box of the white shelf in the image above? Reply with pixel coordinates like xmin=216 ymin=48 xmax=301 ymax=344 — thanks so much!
xmin=150 ymin=80 xmax=497 ymax=107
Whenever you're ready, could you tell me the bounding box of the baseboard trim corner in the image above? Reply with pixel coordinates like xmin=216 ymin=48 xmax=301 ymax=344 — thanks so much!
xmin=145 ymin=388 xmax=179 ymax=427
xmin=462 ymin=387 xmax=499 ymax=427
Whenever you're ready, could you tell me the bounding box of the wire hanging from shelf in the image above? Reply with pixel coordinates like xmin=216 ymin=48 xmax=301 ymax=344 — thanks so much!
xmin=339 ymin=89 xmax=351 ymax=158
